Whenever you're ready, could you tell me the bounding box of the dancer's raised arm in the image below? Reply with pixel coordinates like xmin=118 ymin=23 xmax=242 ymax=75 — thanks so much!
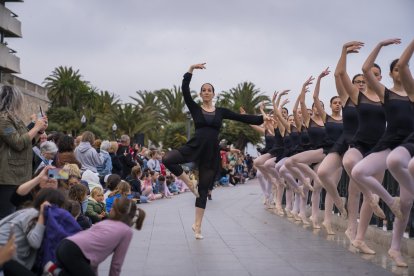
xmin=299 ymin=76 xmax=314 ymax=128
xmin=362 ymin=38 xmax=401 ymax=101
xmin=337 ymin=42 xmax=364 ymax=104
xmin=292 ymin=91 xmax=302 ymax=132
xmin=182 ymin=63 xmax=207 ymax=110
xmin=397 ymin=39 xmax=414 ymax=101
xmin=273 ymin=91 xmax=290 ymax=134
xmin=313 ymin=67 xmax=330 ymax=122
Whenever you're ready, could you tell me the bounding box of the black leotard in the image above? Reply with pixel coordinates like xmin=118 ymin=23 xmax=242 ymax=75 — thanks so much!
xmin=307 ymin=118 xmax=327 ymax=150
xmin=323 ymin=115 xmax=343 ymax=154
xmin=277 ymin=132 xmax=292 ymax=162
xmin=262 ymin=129 xmax=275 ymax=154
xmin=370 ymin=88 xmax=414 ymax=153
xmin=350 ymin=92 xmax=386 ymax=156
xmin=268 ymin=128 xmax=284 ymax=159
xmin=329 ymin=98 xmax=358 ymax=155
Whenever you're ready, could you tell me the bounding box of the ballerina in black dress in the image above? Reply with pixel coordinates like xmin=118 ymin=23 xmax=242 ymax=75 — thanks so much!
xmin=162 ymin=63 xmax=265 ymax=239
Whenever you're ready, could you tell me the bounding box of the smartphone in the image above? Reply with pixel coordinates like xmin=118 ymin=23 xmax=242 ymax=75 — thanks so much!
xmin=48 ymin=168 xmax=69 ymax=180
xmin=9 ymin=223 xmax=14 ymax=239
xmin=39 ymin=105 xmax=44 ymax=117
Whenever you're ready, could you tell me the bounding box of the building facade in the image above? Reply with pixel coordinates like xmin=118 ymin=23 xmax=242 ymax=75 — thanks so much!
xmin=0 ymin=0 xmax=49 ymax=123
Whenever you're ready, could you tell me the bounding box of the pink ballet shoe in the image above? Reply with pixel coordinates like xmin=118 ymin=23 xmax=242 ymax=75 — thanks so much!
xmin=345 ymin=229 xmax=354 ymax=243
xmin=187 ymin=180 xmax=200 ymax=198
xmin=352 ymin=240 xmax=375 ymax=255
xmin=285 ymin=208 xmax=294 ymax=218
xmin=303 ymin=178 xmax=314 ymax=192
xmin=299 ymin=214 xmax=310 ymax=225
xmin=293 ymin=213 xmax=302 ymax=221
xmin=311 ymin=218 xmax=321 ymax=229
xmin=390 ymin=197 xmax=403 ymax=220
xmin=369 ymin=194 xmax=386 ymax=219
xmin=322 ymin=221 xmax=335 ymax=235
xmin=388 ymin=249 xmax=408 ymax=267
xmin=192 ymin=224 xmax=203 ymax=240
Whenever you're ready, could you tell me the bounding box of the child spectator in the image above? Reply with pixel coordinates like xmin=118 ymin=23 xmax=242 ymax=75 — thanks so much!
xmin=104 ymin=174 xmax=122 ymax=201
xmin=68 ymin=184 xmax=91 ymax=229
xmin=86 ymin=187 xmax=108 ymax=224
xmin=45 ymin=197 xmax=146 ymax=276
xmin=105 ymin=181 xmax=136 ymax=212
xmin=125 ymin=165 xmax=149 ymax=203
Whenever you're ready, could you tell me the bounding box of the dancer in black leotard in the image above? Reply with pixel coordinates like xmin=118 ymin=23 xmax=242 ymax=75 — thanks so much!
xmin=162 ymin=63 xmax=265 ymax=239
xmin=386 ymin=38 xmax=414 ymax=267
xmin=337 ymin=41 xmax=386 ymax=254
xmin=352 ymin=39 xmax=407 ymax=221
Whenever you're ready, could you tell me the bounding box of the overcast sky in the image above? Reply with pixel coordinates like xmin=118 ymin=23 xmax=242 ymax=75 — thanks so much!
xmin=6 ymin=0 xmax=414 ymax=111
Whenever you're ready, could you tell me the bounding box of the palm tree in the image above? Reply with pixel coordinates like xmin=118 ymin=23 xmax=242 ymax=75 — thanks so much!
xmin=155 ymin=86 xmax=188 ymax=123
xmin=219 ymin=82 xmax=269 ymax=149
xmin=44 ymin=66 xmax=84 ymax=108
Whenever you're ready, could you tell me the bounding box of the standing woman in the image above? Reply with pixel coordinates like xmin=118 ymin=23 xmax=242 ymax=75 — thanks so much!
xmin=379 ymin=39 xmax=414 ymax=267
xmin=351 ymin=39 xmax=407 ymax=220
xmin=162 ymin=63 xmax=265 ymax=239
xmin=0 ymin=85 xmax=48 ymax=219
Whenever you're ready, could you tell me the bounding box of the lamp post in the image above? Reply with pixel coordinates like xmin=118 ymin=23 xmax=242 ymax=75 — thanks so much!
xmin=81 ymin=115 xmax=86 ymax=129
xmin=112 ymin=123 xmax=117 ymax=141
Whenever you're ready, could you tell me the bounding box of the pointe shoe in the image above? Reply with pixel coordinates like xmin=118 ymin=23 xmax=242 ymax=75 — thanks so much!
xmin=303 ymin=178 xmax=314 ymax=192
xmin=299 ymin=214 xmax=310 ymax=225
xmin=311 ymin=218 xmax=321 ymax=229
xmin=285 ymin=208 xmax=294 ymax=218
xmin=390 ymin=197 xmax=403 ymax=220
xmin=187 ymin=180 xmax=200 ymax=198
xmin=388 ymin=249 xmax=408 ymax=267
xmin=275 ymin=207 xmax=284 ymax=216
xmin=345 ymin=229 xmax=354 ymax=243
xmin=192 ymin=224 xmax=204 ymax=240
xmin=293 ymin=213 xmax=302 ymax=221
xmin=322 ymin=221 xmax=335 ymax=235
xmin=296 ymin=186 xmax=306 ymax=199
xmin=352 ymin=240 xmax=375 ymax=255
xmin=340 ymin=197 xmax=348 ymax=219
xmin=369 ymin=194 xmax=386 ymax=219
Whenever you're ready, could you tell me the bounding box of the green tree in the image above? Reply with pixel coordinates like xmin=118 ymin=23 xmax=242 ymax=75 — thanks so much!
xmin=219 ymin=82 xmax=269 ymax=149
xmin=44 ymin=66 xmax=85 ymax=108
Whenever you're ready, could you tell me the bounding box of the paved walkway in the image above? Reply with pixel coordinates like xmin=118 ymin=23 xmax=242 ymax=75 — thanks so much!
xmin=99 ymin=179 xmax=411 ymax=276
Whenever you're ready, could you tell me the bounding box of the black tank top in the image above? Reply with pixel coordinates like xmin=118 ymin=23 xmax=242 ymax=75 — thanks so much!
xmin=342 ymin=98 xmax=359 ymax=136
xmin=307 ymin=118 xmax=327 ymax=148
xmin=263 ymin=129 xmax=275 ymax=153
xmin=325 ymin=115 xmax=343 ymax=143
xmin=383 ymin=88 xmax=414 ymax=136
xmin=353 ymin=92 xmax=386 ymax=144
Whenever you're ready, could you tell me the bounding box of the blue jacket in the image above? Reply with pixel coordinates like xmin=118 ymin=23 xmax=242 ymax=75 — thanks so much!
xmin=36 ymin=205 xmax=82 ymax=269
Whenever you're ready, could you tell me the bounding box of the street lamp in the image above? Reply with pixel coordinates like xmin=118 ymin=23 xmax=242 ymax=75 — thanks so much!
xmin=112 ymin=123 xmax=117 ymax=141
xmin=81 ymin=115 xmax=86 ymax=128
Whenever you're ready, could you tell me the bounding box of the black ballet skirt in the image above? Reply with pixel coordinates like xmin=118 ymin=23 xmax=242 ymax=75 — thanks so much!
xmin=329 ymin=98 xmax=358 ymax=155
xmin=369 ymin=88 xmax=414 ymax=154
xmin=268 ymin=128 xmax=284 ymax=159
xmin=349 ymin=92 xmax=386 ymax=156
xmin=178 ymin=72 xmax=264 ymax=170
xmin=262 ymin=129 xmax=275 ymax=154
xmin=401 ymin=131 xmax=414 ymax=157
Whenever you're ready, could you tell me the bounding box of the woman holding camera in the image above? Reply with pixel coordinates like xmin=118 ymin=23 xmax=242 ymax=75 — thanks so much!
xmin=0 ymin=85 xmax=48 ymax=219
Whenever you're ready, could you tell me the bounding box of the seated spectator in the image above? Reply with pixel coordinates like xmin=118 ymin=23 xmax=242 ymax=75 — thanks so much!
xmin=81 ymin=169 xmax=102 ymax=192
xmin=166 ymin=176 xmax=180 ymax=195
xmin=97 ymin=140 xmax=112 ymax=180
xmin=104 ymin=174 xmax=122 ymax=201
xmin=147 ymin=150 xmax=161 ymax=173
xmin=0 ymin=189 xmax=66 ymax=271
xmin=55 ymin=135 xmax=81 ymax=168
xmin=45 ymin=197 xmax=146 ymax=276
xmin=125 ymin=165 xmax=149 ymax=203
xmin=93 ymin=139 xmax=102 ymax=154
xmin=74 ymin=131 xmax=102 ymax=173
xmin=86 ymin=187 xmax=108 ymax=224
xmin=68 ymin=184 xmax=91 ymax=229
xmin=140 ymin=171 xmax=162 ymax=201
xmin=157 ymin=175 xmax=173 ymax=198
xmin=150 ymin=171 xmax=160 ymax=194
xmin=34 ymin=141 xmax=58 ymax=174
xmin=105 ymin=181 xmax=136 ymax=212
xmin=11 ymin=166 xmax=58 ymax=209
